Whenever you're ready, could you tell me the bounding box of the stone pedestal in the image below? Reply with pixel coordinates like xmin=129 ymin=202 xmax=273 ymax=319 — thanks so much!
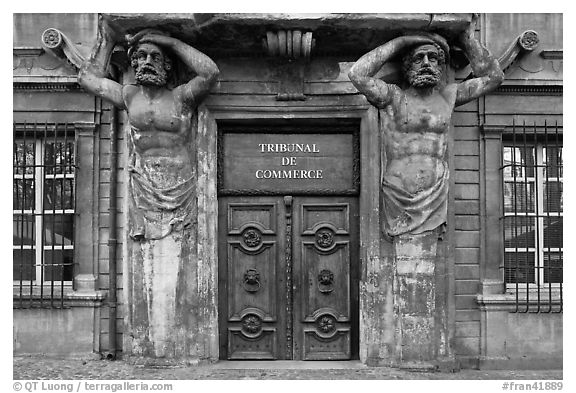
xmin=393 ymin=230 xmax=453 ymax=368
xmin=126 ymin=232 xmax=194 ymax=358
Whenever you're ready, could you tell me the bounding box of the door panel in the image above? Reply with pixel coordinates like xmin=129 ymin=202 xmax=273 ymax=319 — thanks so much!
xmin=293 ymin=197 xmax=358 ymax=360
xmin=219 ymin=196 xmax=358 ymax=360
xmin=218 ymin=197 xmax=287 ymax=359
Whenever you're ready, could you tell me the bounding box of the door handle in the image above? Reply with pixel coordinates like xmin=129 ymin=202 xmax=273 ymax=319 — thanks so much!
xmin=243 ymin=268 xmax=261 ymax=293
xmin=318 ymin=269 xmax=334 ymax=293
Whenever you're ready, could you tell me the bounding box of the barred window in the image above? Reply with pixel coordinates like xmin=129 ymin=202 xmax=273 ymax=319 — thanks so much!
xmin=501 ymin=122 xmax=562 ymax=310
xmin=13 ymin=123 xmax=75 ymax=306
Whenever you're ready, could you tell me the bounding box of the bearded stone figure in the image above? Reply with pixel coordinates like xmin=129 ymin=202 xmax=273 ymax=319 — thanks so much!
xmin=349 ymin=17 xmax=503 ymax=237
xmin=79 ymin=22 xmax=219 ymax=241
xmin=77 ymin=19 xmax=220 ymax=358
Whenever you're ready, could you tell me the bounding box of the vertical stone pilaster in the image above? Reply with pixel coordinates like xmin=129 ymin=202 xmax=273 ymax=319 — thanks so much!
xmin=359 ymin=107 xmax=399 ymax=366
xmin=74 ymin=122 xmax=98 ymax=292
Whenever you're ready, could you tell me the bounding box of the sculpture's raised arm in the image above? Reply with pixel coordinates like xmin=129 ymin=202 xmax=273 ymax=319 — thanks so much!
xmin=77 ymin=18 xmax=125 ymax=109
xmin=455 ymin=15 xmax=504 ymax=106
xmin=128 ymin=32 xmax=219 ymax=109
xmin=348 ymin=35 xmax=439 ymax=108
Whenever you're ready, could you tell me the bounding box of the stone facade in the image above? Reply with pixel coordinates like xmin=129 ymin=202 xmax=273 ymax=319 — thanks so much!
xmin=13 ymin=13 xmax=562 ymax=369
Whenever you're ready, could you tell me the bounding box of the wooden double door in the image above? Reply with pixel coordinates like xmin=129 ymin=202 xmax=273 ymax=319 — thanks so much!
xmin=218 ymin=196 xmax=359 ymax=360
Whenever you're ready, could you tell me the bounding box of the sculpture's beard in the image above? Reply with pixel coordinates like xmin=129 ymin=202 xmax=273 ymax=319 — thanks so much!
xmin=135 ymin=64 xmax=168 ymax=87
xmin=407 ymin=66 xmax=442 ymax=88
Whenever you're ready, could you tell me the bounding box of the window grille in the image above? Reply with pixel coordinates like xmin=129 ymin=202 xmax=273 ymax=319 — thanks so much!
xmin=13 ymin=122 xmax=76 ymax=309
xmin=501 ymin=120 xmax=562 ymax=313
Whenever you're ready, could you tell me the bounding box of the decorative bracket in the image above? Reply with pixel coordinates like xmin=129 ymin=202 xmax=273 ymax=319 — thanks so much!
xmin=41 ymin=28 xmax=87 ymax=70
xmin=263 ymin=30 xmax=314 ymax=101
xmin=263 ymin=30 xmax=315 ymax=60
xmin=275 ymin=62 xmax=306 ymax=101
xmin=497 ymin=30 xmax=540 ymax=73
xmin=458 ymin=30 xmax=540 ymax=78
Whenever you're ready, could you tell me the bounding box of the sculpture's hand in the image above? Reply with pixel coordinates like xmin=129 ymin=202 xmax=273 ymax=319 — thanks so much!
xmin=402 ymin=33 xmax=449 ymax=57
xmin=402 ymin=35 xmax=437 ymax=47
xmin=78 ymin=15 xmax=126 ymax=109
xmin=127 ymin=31 xmax=176 ymax=48
xmin=460 ymin=13 xmax=479 ymax=42
xmin=141 ymin=33 xmax=177 ymax=48
xmin=455 ymin=13 xmax=504 ymax=107
xmin=98 ymin=16 xmax=124 ymax=43
xmin=418 ymin=32 xmax=449 ymax=49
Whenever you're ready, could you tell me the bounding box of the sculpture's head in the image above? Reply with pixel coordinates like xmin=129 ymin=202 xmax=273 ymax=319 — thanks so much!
xmin=128 ymin=30 xmax=172 ymax=87
xmin=402 ymin=42 xmax=447 ymax=88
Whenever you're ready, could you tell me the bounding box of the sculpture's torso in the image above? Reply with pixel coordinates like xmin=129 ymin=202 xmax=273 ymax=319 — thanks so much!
xmin=383 ymin=86 xmax=455 ymax=195
xmin=124 ymin=85 xmax=194 ymax=186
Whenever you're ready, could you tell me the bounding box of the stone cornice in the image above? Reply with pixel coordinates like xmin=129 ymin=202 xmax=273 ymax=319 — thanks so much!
xmin=540 ymin=49 xmax=563 ymax=60
xmin=13 ymin=47 xmax=45 ymax=56
xmin=13 ymin=121 xmax=94 ymax=133
xmin=494 ymin=84 xmax=563 ymax=95
xmin=13 ymin=79 xmax=80 ymax=91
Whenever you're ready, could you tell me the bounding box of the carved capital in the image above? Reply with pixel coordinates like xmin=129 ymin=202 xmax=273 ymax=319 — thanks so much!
xmin=481 ymin=124 xmax=505 ymax=136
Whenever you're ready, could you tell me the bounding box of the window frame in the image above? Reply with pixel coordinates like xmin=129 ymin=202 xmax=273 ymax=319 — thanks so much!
xmin=480 ymin=122 xmax=562 ymax=313
xmin=13 ymin=136 xmax=76 ymax=286
xmin=501 ymin=141 xmax=563 ymax=291
xmin=13 ymin=121 xmax=99 ymax=308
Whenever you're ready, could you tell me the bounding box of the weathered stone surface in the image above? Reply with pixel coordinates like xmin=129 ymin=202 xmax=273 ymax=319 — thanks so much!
xmin=349 ymin=15 xmax=503 ymax=367
xmin=102 ymin=13 xmax=472 ymax=57
xmin=13 ymin=355 xmax=564 ymax=379
xmin=73 ymin=17 xmax=219 ymax=360
xmin=394 ymin=232 xmax=447 ymax=363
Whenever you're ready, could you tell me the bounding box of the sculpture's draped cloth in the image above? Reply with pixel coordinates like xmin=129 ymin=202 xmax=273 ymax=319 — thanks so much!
xmin=382 ymin=163 xmax=448 ymax=237
xmin=128 ymin=127 xmax=195 ymax=240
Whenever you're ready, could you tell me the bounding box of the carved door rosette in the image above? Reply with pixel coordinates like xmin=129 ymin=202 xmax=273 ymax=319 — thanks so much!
xmin=316 ymin=227 xmax=335 ymax=248
xmin=242 ymin=227 xmax=263 ymax=248
xmin=241 ymin=313 xmax=264 ymax=338
xmin=316 ymin=314 xmax=337 ymax=335
xmin=229 ymin=308 xmax=274 ymax=339
xmin=307 ymin=308 xmax=347 ymax=340
xmin=235 ymin=224 xmax=272 ymax=254
xmin=311 ymin=224 xmax=341 ymax=253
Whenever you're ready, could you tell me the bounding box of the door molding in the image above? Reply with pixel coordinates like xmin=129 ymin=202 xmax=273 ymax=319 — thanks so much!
xmin=211 ymin=106 xmax=381 ymax=363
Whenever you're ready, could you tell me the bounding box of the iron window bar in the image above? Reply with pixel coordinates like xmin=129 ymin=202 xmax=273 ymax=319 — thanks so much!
xmin=13 ymin=122 xmax=77 ymax=309
xmin=500 ymin=120 xmax=562 ymax=313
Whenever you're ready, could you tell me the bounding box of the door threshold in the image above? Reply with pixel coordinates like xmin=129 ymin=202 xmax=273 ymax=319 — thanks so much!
xmin=209 ymin=360 xmax=366 ymax=369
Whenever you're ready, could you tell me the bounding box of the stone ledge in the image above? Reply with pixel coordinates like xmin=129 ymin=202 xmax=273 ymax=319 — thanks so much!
xmin=479 ymin=355 xmax=563 ymax=370
xmin=477 ymin=293 xmax=562 ymax=312
xmin=13 ymin=286 xmax=107 ymax=308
